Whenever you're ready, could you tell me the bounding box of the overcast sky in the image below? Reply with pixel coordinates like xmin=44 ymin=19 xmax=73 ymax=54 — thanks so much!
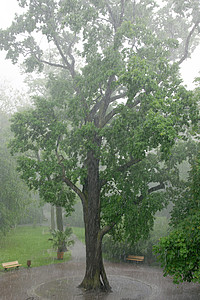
xmin=0 ymin=0 xmax=199 ymax=90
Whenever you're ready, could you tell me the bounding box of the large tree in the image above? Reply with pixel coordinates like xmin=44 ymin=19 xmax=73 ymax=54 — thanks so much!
xmin=1 ymin=0 xmax=199 ymax=291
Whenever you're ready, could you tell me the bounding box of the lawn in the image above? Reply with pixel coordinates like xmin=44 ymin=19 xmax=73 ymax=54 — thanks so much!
xmin=0 ymin=226 xmax=71 ymax=271
xmin=72 ymin=227 xmax=85 ymax=244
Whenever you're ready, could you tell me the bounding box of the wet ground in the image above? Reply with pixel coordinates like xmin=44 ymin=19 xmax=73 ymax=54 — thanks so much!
xmin=0 ymin=236 xmax=200 ymax=300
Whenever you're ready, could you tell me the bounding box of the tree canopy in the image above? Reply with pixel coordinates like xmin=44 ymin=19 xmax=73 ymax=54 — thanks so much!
xmin=1 ymin=0 xmax=199 ymax=291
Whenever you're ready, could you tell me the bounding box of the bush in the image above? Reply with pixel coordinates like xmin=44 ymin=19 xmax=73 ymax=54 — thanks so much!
xmin=154 ymin=211 xmax=200 ymax=283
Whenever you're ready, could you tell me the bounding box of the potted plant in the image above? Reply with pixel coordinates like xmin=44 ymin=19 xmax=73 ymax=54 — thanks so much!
xmin=49 ymin=227 xmax=74 ymax=260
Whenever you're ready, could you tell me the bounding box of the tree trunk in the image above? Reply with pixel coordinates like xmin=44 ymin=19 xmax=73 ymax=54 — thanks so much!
xmin=56 ymin=206 xmax=67 ymax=252
xmin=79 ymin=148 xmax=111 ymax=291
xmin=50 ymin=205 xmax=56 ymax=230
xmin=79 ymin=221 xmax=111 ymax=291
xmin=56 ymin=206 xmax=63 ymax=231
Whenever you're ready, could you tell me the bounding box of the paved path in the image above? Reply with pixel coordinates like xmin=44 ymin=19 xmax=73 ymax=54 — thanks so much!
xmin=0 ymin=236 xmax=200 ymax=300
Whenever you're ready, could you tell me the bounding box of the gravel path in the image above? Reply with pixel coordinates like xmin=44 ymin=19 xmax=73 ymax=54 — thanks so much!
xmin=0 ymin=236 xmax=200 ymax=300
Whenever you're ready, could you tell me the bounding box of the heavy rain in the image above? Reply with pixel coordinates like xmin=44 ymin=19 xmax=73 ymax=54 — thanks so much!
xmin=0 ymin=0 xmax=200 ymax=299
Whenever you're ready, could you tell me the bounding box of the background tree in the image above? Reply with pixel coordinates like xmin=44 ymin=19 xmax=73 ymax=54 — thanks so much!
xmin=1 ymin=0 xmax=199 ymax=291
xmin=0 ymin=80 xmax=30 ymax=113
xmin=0 ymin=110 xmax=35 ymax=234
xmin=0 ymin=82 xmax=43 ymax=233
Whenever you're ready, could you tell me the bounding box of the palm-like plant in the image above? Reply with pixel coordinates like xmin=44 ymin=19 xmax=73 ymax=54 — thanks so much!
xmin=49 ymin=227 xmax=74 ymax=253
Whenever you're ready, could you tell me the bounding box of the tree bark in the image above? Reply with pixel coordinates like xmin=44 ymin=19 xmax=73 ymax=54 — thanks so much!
xmin=79 ymin=146 xmax=111 ymax=291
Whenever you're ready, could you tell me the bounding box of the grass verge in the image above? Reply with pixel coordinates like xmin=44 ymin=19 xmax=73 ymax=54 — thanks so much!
xmin=0 ymin=226 xmax=71 ymax=271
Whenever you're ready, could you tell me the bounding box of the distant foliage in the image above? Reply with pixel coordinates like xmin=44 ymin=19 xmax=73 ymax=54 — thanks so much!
xmin=154 ymin=152 xmax=200 ymax=283
xmin=65 ymin=200 xmax=84 ymax=228
xmin=0 ymin=81 xmax=30 ymax=113
xmin=18 ymin=193 xmax=44 ymax=225
xmin=0 ymin=111 xmax=42 ymax=234
xmin=0 ymin=112 xmax=28 ymax=234
xmin=103 ymin=216 xmax=169 ymax=264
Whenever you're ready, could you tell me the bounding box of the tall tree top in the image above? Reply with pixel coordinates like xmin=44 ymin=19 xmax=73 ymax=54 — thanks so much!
xmin=0 ymin=0 xmax=199 ymax=75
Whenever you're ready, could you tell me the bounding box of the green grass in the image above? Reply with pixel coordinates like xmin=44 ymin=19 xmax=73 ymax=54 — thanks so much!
xmin=0 ymin=226 xmax=71 ymax=271
xmin=72 ymin=227 xmax=85 ymax=244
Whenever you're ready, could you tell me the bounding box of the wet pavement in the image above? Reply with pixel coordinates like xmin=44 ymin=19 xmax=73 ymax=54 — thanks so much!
xmin=0 ymin=236 xmax=200 ymax=300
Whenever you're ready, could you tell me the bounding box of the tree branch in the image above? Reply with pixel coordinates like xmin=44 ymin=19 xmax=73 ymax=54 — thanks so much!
xmin=117 ymin=158 xmax=142 ymax=173
xmin=52 ymin=34 xmax=73 ymax=71
xmin=55 ymin=144 xmax=86 ymax=205
xmin=105 ymin=2 xmax=117 ymax=31
xmin=105 ymin=0 xmax=125 ymax=32
xmin=63 ymin=32 xmax=77 ymax=78
xmin=110 ymin=92 xmax=127 ymax=102
xmin=35 ymin=56 xmax=68 ymax=69
xmin=100 ymin=222 xmax=116 ymax=239
xmin=89 ymin=75 xmax=116 ymax=122
xmin=119 ymin=0 xmax=125 ymax=26
xmin=100 ymin=75 xmax=116 ymax=117
xmin=138 ymin=182 xmax=165 ymax=202
xmin=100 ymin=91 xmax=140 ymax=127
xmin=100 ymin=106 xmax=119 ymax=128
xmin=178 ymin=20 xmax=200 ymax=65
xmin=148 ymin=182 xmax=165 ymax=194
xmin=62 ymin=174 xmax=86 ymax=205
xmin=89 ymin=95 xmax=103 ymax=120
xmin=100 ymin=158 xmax=141 ymax=188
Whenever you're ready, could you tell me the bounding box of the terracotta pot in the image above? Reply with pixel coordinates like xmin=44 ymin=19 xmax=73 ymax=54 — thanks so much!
xmin=57 ymin=251 xmax=64 ymax=260
xmin=27 ymin=260 xmax=31 ymax=267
